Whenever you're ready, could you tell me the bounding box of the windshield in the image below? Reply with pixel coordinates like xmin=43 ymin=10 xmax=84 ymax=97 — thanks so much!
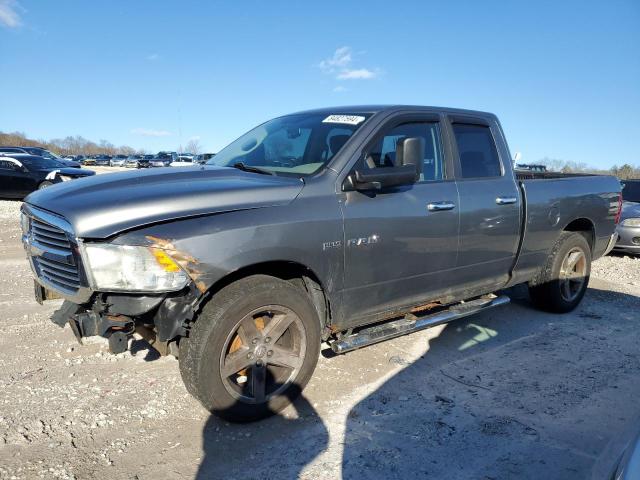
xmin=22 ymin=157 xmax=66 ymax=169
xmin=622 ymin=180 xmax=640 ymax=202
xmin=207 ymin=113 xmax=371 ymax=176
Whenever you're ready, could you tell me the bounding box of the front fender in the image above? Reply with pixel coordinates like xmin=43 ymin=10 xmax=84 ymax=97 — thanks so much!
xmin=112 ymin=200 xmax=344 ymax=302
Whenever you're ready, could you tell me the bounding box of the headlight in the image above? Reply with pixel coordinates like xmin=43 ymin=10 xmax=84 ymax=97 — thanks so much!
xmin=60 ymin=175 xmax=73 ymax=182
xmin=622 ymin=218 xmax=640 ymax=227
xmin=81 ymin=244 xmax=189 ymax=292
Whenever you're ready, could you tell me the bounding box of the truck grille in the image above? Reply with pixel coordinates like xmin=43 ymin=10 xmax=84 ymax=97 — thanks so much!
xmin=31 ymin=218 xmax=72 ymax=250
xmin=27 ymin=215 xmax=81 ymax=294
xmin=34 ymin=256 xmax=81 ymax=291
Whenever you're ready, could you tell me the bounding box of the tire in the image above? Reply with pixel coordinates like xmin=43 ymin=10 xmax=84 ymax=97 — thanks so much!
xmin=38 ymin=181 xmax=54 ymax=190
xmin=179 ymin=275 xmax=321 ymax=422
xmin=528 ymin=231 xmax=591 ymax=313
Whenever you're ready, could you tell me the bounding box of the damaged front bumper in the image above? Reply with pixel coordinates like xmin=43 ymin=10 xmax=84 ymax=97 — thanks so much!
xmin=48 ymin=283 xmax=203 ymax=354
xmin=22 ymin=204 xmax=207 ymax=354
xmin=52 ymin=301 xmax=135 ymax=353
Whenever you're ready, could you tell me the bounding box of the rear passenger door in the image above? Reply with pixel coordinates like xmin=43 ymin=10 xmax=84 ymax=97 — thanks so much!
xmin=449 ymin=117 xmax=521 ymax=292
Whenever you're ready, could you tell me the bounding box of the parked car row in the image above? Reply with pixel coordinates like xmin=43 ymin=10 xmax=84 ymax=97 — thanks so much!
xmin=1 ymin=147 xmax=218 ymax=170
xmin=62 ymin=151 xmax=216 ymax=168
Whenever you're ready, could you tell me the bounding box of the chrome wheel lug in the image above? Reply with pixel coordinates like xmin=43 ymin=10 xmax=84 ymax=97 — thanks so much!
xmin=264 ymin=337 xmax=271 ymax=343
xmin=247 ymin=352 xmax=254 ymax=359
xmin=267 ymin=350 xmax=273 ymax=357
xmin=251 ymin=338 xmax=258 ymax=345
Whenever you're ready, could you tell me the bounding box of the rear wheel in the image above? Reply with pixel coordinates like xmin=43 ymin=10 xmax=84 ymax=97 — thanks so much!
xmin=179 ymin=275 xmax=321 ymax=422
xmin=528 ymin=231 xmax=591 ymax=313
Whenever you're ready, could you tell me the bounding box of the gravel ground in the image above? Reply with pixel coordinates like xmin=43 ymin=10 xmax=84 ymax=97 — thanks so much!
xmin=0 ymin=194 xmax=639 ymax=479
xmin=592 ymin=253 xmax=640 ymax=285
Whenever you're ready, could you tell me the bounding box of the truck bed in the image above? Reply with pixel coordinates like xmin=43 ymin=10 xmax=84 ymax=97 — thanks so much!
xmin=510 ymin=173 xmax=621 ymax=285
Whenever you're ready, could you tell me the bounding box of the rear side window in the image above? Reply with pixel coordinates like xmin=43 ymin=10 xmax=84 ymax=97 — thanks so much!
xmin=453 ymin=124 xmax=502 ymax=178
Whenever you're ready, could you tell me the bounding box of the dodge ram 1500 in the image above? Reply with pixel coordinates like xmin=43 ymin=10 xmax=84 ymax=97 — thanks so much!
xmin=21 ymin=105 xmax=622 ymax=421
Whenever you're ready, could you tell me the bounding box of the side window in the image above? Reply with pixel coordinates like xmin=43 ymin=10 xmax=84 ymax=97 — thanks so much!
xmin=366 ymin=122 xmax=444 ymax=182
xmin=452 ymin=124 xmax=502 ymax=178
xmin=0 ymin=160 xmax=17 ymax=170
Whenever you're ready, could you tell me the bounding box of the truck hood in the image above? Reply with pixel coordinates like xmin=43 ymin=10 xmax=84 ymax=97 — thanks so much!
xmin=25 ymin=165 xmax=304 ymax=238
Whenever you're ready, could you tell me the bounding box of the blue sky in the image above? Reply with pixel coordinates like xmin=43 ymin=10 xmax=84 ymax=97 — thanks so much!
xmin=0 ymin=0 xmax=638 ymax=168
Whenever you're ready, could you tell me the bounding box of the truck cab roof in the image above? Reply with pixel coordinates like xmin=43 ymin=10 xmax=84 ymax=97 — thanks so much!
xmin=290 ymin=105 xmax=498 ymax=119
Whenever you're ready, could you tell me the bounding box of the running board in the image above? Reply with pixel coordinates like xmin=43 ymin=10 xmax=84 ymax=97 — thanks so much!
xmin=330 ymin=295 xmax=510 ymax=354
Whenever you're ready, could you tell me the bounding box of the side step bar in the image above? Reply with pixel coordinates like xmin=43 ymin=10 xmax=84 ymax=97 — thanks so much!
xmin=330 ymin=295 xmax=510 ymax=354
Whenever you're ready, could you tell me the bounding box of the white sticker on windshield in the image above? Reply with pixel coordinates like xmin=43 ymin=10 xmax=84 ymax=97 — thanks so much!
xmin=322 ymin=115 xmax=366 ymax=125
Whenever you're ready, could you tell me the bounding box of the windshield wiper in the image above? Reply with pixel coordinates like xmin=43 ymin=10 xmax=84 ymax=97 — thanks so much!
xmin=231 ymin=162 xmax=275 ymax=176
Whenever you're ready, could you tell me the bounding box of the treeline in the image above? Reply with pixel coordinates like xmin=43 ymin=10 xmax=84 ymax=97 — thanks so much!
xmin=0 ymin=130 xmax=148 ymax=157
xmin=538 ymin=157 xmax=639 ymax=180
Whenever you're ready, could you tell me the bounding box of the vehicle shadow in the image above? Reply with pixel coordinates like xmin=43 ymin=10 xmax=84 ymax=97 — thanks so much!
xmin=340 ymin=285 xmax=640 ymax=479
xmin=190 ymin=284 xmax=639 ymax=479
xmin=129 ymin=338 xmax=161 ymax=361
xmin=195 ymin=384 xmax=328 ymax=480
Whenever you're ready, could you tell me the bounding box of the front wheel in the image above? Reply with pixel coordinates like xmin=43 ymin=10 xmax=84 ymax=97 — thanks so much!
xmin=179 ymin=275 xmax=321 ymax=422
xmin=38 ymin=181 xmax=54 ymax=190
xmin=529 ymin=231 xmax=591 ymax=313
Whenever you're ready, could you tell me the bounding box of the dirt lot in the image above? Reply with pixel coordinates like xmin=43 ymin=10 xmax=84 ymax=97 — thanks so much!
xmin=1 ymin=191 xmax=639 ymax=479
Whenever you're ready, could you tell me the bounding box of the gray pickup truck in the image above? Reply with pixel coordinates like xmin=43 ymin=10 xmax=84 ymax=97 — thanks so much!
xmin=21 ymin=106 xmax=622 ymax=421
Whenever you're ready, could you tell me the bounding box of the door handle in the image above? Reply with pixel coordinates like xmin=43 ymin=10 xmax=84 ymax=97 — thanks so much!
xmin=495 ymin=196 xmax=517 ymax=205
xmin=427 ymin=201 xmax=456 ymax=212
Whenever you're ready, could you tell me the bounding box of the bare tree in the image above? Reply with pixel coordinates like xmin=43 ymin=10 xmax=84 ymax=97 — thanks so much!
xmin=98 ymin=140 xmax=116 ymax=156
xmin=539 ymin=157 xmax=566 ymax=172
xmin=613 ymin=164 xmax=636 ymax=180
xmin=184 ymin=139 xmax=203 ymax=155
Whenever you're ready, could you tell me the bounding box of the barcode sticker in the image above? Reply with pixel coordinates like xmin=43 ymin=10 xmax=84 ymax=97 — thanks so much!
xmin=322 ymin=115 xmax=366 ymax=125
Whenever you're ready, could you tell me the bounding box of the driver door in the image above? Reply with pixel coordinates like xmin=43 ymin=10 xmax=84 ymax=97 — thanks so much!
xmin=338 ymin=118 xmax=460 ymax=326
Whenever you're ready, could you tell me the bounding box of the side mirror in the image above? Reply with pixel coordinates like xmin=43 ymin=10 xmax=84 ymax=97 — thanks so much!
xmin=344 ymin=136 xmax=424 ymax=191
xmin=349 ymin=164 xmax=418 ymax=190
xmin=396 ymin=137 xmax=424 ymax=180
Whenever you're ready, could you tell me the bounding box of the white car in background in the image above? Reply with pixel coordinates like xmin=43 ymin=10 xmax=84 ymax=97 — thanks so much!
xmin=170 ymin=154 xmax=195 ymax=167
xmin=110 ymin=155 xmax=128 ymax=167
xmin=194 ymin=153 xmax=216 ymax=164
